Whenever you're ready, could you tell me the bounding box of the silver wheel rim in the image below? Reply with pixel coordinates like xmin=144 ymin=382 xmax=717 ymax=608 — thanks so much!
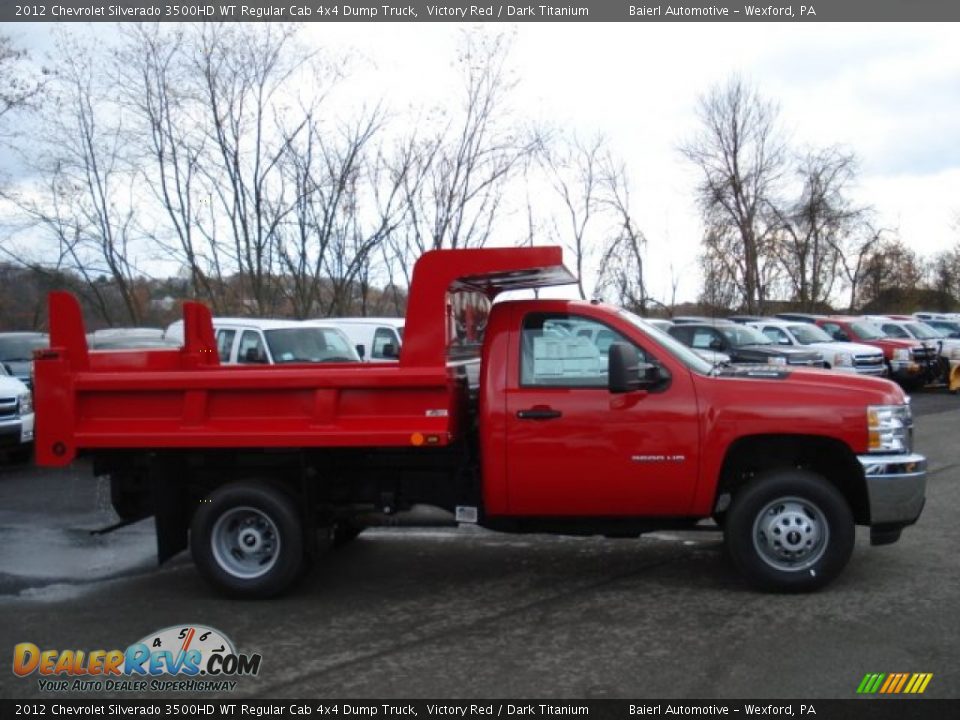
xmin=211 ymin=506 xmax=281 ymax=579
xmin=752 ymin=495 xmax=829 ymax=572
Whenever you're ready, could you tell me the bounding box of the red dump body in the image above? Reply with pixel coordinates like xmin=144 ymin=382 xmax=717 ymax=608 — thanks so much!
xmin=34 ymin=247 xmax=574 ymax=467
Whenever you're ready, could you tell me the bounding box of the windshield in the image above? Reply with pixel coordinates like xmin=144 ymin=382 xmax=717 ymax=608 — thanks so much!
xmin=0 ymin=335 xmax=48 ymax=361
xmin=619 ymin=310 xmax=713 ymax=374
xmin=905 ymin=322 xmax=941 ymax=339
xmin=788 ymin=324 xmax=833 ymax=344
xmin=265 ymin=328 xmax=358 ymax=363
xmin=719 ymin=325 xmax=772 ymax=346
xmin=930 ymin=321 xmax=960 ymax=335
xmin=850 ymin=322 xmax=886 ymax=340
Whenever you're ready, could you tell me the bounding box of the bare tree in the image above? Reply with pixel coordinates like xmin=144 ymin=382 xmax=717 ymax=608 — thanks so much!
xmin=115 ymin=25 xmax=229 ymax=312
xmin=276 ymin=108 xmax=409 ymax=318
xmin=389 ymin=30 xmax=537 ymax=282
xmin=595 ymin=156 xmax=649 ymax=312
xmin=855 ymin=236 xmax=924 ymax=310
xmin=681 ymin=76 xmax=786 ymax=313
xmin=697 ymin=229 xmax=741 ymax=312
xmin=541 ymin=132 xmax=607 ymax=300
xmin=773 ymin=148 xmax=866 ymax=310
xmin=4 ymin=36 xmax=145 ymax=325
xmin=188 ymin=23 xmax=318 ymax=316
xmin=0 ymin=34 xmax=45 ymax=139
xmin=835 ymin=224 xmax=888 ymax=312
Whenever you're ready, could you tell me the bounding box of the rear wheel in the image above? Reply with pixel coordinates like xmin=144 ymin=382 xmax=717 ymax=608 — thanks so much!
xmin=191 ymin=481 xmax=304 ymax=598
xmin=724 ymin=469 xmax=854 ymax=592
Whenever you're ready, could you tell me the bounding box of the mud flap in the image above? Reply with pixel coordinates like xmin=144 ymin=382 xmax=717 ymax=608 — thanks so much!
xmin=151 ymin=457 xmax=190 ymax=564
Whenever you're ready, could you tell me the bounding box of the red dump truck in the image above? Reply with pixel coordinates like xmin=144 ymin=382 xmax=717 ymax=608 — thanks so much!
xmin=34 ymin=247 xmax=926 ymax=597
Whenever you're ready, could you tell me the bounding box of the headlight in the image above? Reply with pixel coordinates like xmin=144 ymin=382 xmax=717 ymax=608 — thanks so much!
xmin=767 ymin=356 xmax=787 ymax=366
xmin=892 ymin=348 xmax=911 ymax=362
xmin=833 ymin=352 xmax=853 ymax=367
xmin=867 ymin=403 xmax=912 ymax=453
xmin=18 ymin=392 xmax=33 ymax=416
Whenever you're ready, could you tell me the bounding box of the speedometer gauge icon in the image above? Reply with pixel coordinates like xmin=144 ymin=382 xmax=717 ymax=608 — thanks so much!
xmin=136 ymin=624 xmax=235 ymax=672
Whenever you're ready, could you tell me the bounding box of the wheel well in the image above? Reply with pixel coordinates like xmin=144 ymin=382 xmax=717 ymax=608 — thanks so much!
xmin=715 ymin=435 xmax=869 ymax=524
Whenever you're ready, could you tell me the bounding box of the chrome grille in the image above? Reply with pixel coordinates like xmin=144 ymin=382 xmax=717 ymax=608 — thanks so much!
xmin=787 ymin=358 xmax=825 ymax=367
xmin=0 ymin=397 xmax=17 ymax=420
xmin=853 ymin=354 xmax=885 ymax=374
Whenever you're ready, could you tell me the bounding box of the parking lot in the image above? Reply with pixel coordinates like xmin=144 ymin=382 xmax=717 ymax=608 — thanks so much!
xmin=0 ymin=390 xmax=957 ymax=700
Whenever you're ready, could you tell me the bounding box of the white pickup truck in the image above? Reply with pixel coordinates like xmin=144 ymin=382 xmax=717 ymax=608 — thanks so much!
xmin=0 ymin=363 xmax=34 ymax=462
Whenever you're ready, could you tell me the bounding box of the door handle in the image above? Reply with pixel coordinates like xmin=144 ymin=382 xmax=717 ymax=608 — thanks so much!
xmin=516 ymin=407 xmax=563 ymax=420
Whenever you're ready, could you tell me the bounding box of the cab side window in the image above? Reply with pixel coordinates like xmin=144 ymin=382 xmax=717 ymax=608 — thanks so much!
xmin=216 ymin=329 xmax=236 ymax=362
xmin=371 ymin=327 xmax=399 ymax=359
xmin=691 ymin=328 xmax=720 ymax=350
xmin=821 ymin=322 xmax=844 ymax=340
xmin=520 ymin=313 xmax=650 ymax=387
xmin=237 ymin=330 xmax=267 ymax=364
xmin=763 ymin=327 xmax=789 ymax=344
xmin=881 ymin=324 xmax=909 ymax=339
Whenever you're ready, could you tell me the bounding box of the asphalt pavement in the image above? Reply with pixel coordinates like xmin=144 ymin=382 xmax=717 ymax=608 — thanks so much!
xmin=0 ymin=390 xmax=956 ymax=700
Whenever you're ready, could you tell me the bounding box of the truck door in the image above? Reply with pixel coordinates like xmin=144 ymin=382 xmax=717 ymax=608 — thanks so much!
xmin=504 ymin=310 xmax=700 ymax=516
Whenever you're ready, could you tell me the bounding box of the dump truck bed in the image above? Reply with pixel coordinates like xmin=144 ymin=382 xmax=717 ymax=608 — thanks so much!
xmin=34 ymin=247 xmax=574 ymax=467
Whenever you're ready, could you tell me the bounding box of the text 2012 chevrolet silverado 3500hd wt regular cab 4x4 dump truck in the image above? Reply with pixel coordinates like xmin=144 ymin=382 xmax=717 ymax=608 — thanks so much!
xmin=33 ymin=247 xmax=926 ymax=597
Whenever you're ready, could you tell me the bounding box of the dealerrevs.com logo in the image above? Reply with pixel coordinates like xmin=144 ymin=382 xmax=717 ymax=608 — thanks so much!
xmin=12 ymin=624 xmax=262 ymax=693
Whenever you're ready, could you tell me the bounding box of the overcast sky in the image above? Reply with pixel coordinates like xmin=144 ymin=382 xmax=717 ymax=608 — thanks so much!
xmin=7 ymin=21 xmax=960 ymax=304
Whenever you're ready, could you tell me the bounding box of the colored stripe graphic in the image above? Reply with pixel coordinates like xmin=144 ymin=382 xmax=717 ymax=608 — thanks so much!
xmin=893 ymin=673 xmax=909 ymax=693
xmin=857 ymin=673 xmax=932 ymax=694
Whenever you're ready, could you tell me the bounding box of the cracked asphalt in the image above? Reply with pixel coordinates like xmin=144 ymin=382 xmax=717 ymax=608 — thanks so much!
xmin=0 ymin=390 xmax=957 ymax=700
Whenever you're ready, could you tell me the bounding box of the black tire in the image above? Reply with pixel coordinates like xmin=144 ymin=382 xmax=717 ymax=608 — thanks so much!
xmin=937 ymin=357 xmax=950 ymax=384
xmin=724 ymin=469 xmax=854 ymax=593
xmin=190 ymin=481 xmax=304 ymax=599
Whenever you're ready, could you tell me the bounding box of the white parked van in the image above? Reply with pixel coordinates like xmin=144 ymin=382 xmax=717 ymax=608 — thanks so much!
xmin=317 ymin=318 xmax=405 ymax=363
xmin=165 ymin=318 xmax=360 ymax=365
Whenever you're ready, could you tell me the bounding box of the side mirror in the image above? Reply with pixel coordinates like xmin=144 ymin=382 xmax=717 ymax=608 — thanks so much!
xmin=355 ymin=344 xmax=366 ymax=359
xmin=779 ymin=337 xmax=792 ymax=346
xmin=709 ymin=338 xmax=724 ymax=351
xmin=832 ymin=331 xmax=849 ymax=342
xmin=609 ymin=343 xmax=641 ymax=393
xmin=382 ymin=343 xmax=398 ymax=359
xmin=608 ymin=342 xmax=662 ymax=394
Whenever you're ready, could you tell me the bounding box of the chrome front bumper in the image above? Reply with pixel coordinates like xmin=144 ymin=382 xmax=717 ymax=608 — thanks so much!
xmin=0 ymin=413 xmax=33 ymax=446
xmin=858 ymin=453 xmax=927 ymax=526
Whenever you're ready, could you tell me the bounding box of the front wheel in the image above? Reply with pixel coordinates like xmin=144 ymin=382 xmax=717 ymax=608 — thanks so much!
xmin=191 ymin=481 xmax=304 ymax=599
xmin=724 ymin=470 xmax=854 ymax=592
